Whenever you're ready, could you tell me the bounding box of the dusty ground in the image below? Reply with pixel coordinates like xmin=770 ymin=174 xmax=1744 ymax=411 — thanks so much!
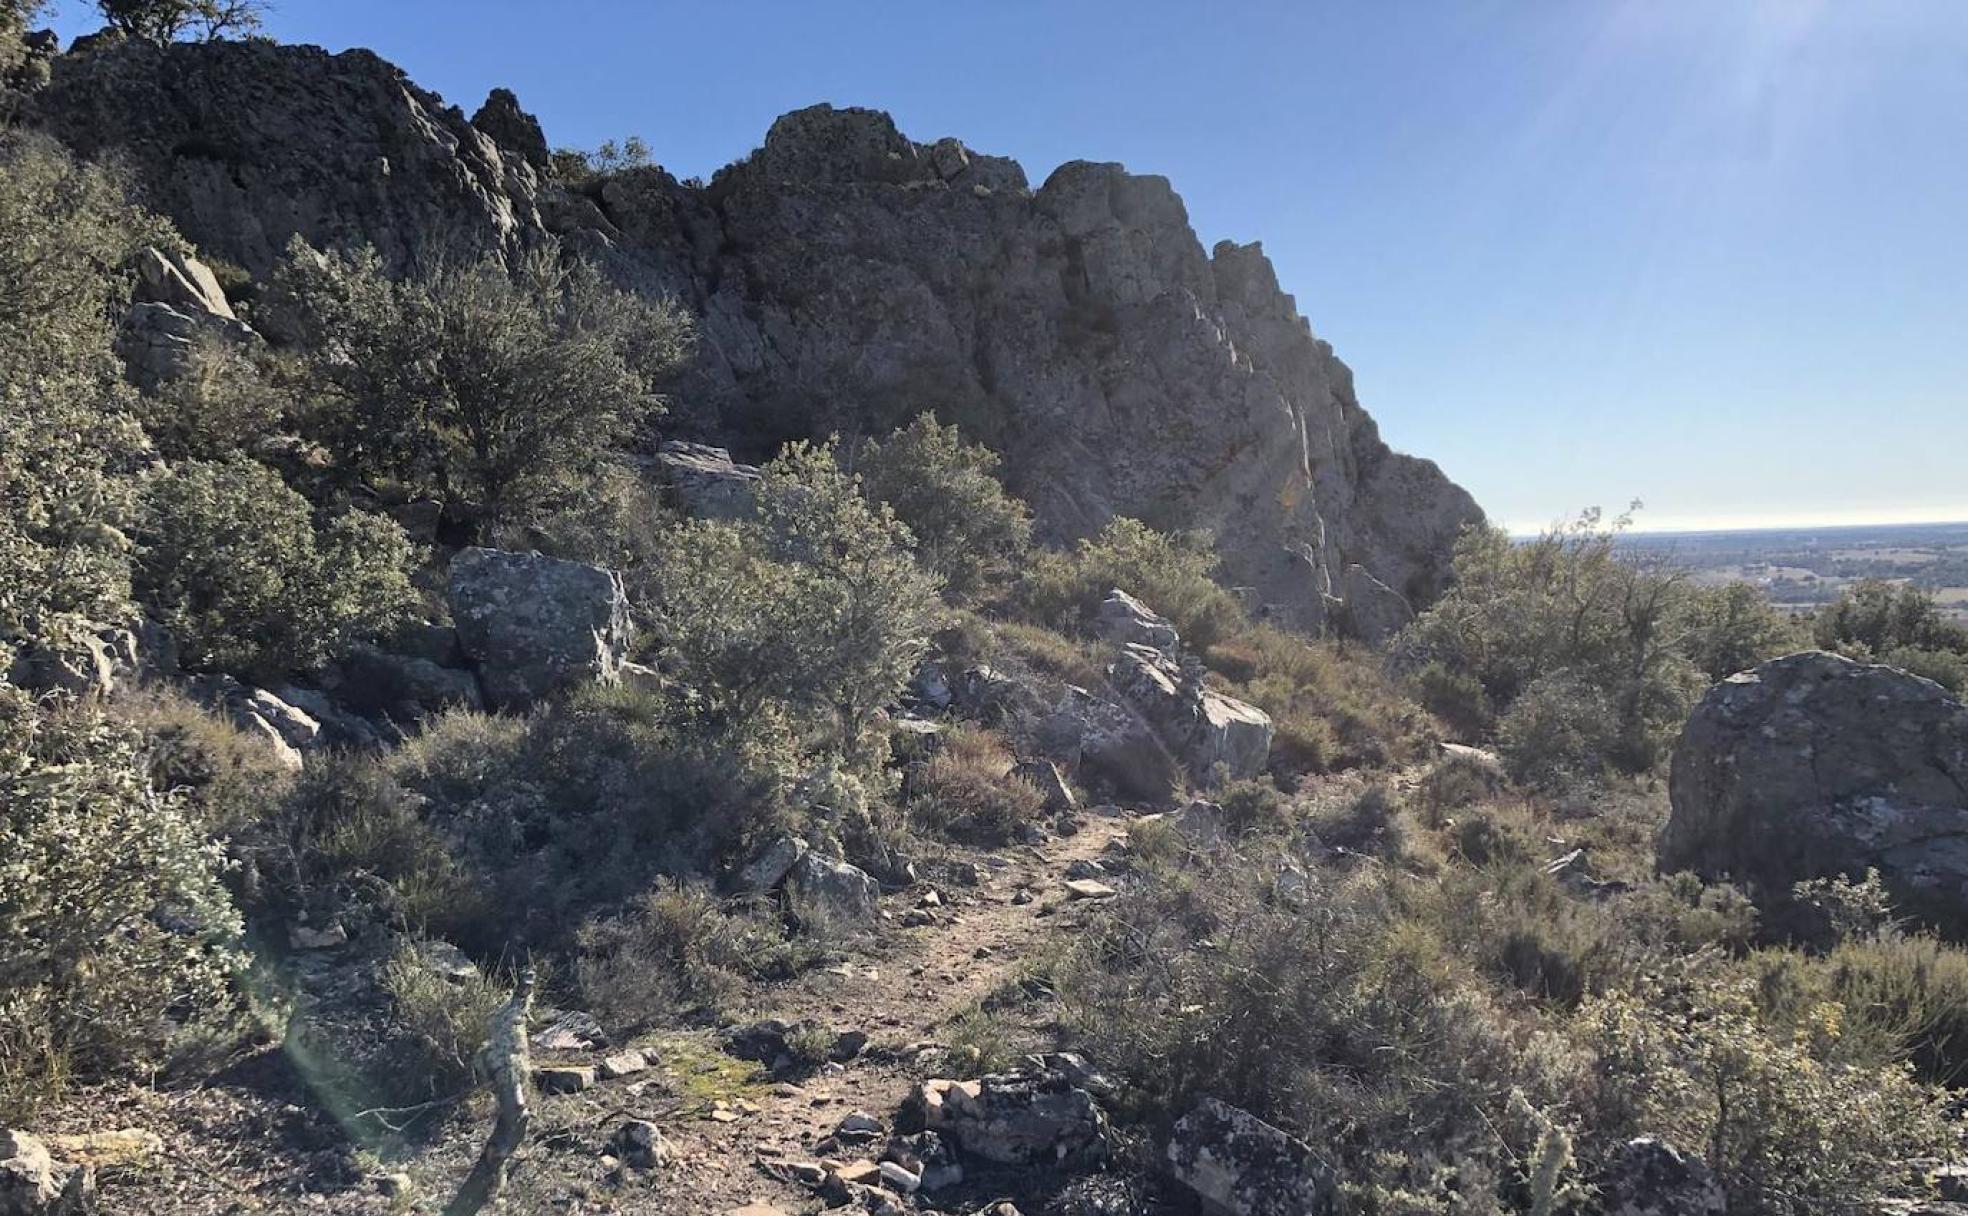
xmin=52 ymin=811 xmax=1138 ymax=1215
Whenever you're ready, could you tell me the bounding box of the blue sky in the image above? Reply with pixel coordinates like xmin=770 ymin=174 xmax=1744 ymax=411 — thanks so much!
xmin=45 ymin=1 xmax=1968 ymax=532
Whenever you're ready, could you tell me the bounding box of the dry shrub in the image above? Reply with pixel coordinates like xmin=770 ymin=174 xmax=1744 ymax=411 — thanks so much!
xmin=907 ymin=725 xmax=1047 ymax=844
xmin=575 ymin=885 xmax=803 ymax=1033
xmin=1206 ymin=625 xmax=1439 ymax=777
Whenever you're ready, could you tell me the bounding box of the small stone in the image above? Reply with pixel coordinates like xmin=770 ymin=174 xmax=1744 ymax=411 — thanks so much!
xmin=612 ymin=1119 xmax=668 ymax=1169
xmin=599 ymin=1050 xmax=648 ymax=1079
xmin=1065 ymin=859 xmax=1106 ymax=880
xmin=789 ymin=1161 xmax=828 ymax=1186
xmin=831 ymin=1159 xmax=882 ymax=1185
xmin=537 ymin=1066 xmax=596 ymax=1094
xmin=288 ymin=922 xmax=347 ymax=950
xmin=878 ymin=1159 xmax=922 ymax=1193
xmin=1064 ymin=879 xmax=1118 ymax=901
xmin=837 ymin=1111 xmax=884 ymax=1140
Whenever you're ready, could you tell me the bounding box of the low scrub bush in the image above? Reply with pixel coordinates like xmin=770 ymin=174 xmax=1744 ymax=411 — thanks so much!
xmin=574 ymin=885 xmax=804 ymax=1033
xmin=1206 ymin=625 xmax=1440 ymax=777
xmin=377 ymin=944 xmax=506 ymax=1102
xmin=1017 ymin=517 xmax=1243 ymax=649
xmin=856 ymin=413 xmax=1032 ymax=604
xmin=906 ymin=725 xmax=1047 ymax=844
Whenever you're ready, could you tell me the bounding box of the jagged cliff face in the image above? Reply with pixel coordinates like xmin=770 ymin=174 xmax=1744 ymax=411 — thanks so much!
xmin=31 ymin=37 xmax=1482 ymax=631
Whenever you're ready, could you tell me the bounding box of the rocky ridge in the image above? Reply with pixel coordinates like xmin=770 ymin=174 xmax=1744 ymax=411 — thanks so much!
xmin=28 ymin=35 xmax=1482 ymax=634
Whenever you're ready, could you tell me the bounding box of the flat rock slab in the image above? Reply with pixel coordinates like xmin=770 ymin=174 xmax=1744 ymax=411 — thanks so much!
xmin=1064 ymin=879 xmax=1117 ymax=900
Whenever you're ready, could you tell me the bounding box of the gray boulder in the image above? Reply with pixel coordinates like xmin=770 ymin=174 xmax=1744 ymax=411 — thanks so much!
xmin=447 ymin=548 xmax=630 ymax=710
xmin=1095 ymin=589 xmax=1180 ymax=653
xmin=1165 ymin=1099 xmax=1339 ymax=1216
xmin=329 ymin=644 xmax=483 ymax=717
xmin=1040 ymin=684 xmax=1182 ymax=804
xmin=1662 ymin=651 xmax=1968 ymax=933
xmin=1109 ymin=644 xmax=1273 ymax=783
xmin=1013 ymin=759 xmax=1077 ymax=814
xmin=1600 ymin=1137 xmax=1725 ymax=1216
xmin=133 ymin=246 xmax=234 ymax=319
xmin=741 ymin=835 xmax=809 ymax=895
xmin=785 ymin=853 xmax=880 ymax=927
xmin=651 ymin=441 xmax=760 ymax=521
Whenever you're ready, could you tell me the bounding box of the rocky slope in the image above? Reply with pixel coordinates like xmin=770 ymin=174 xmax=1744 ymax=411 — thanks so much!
xmin=30 ymin=34 xmax=1482 ymax=633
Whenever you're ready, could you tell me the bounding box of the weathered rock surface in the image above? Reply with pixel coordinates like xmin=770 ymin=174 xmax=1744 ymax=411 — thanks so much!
xmin=908 ymin=1072 xmax=1106 ymax=1165
xmin=1165 ymin=1099 xmax=1339 ymax=1216
xmin=31 ymin=40 xmax=1480 ymax=631
xmin=0 ymin=1130 xmax=92 ymax=1216
xmin=1600 ymin=1137 xmax=1726 ymax=1216
xmin=446 ymin=547 xmax=630 ymax=710
xmin=1109 ymin=644 xmax=1273 ymax=782
xmin=785 ymin=853 xmax=881 ymax=926
xmin=1040 ymin=684 xmax=1182 ymax=804
xmin=1663 ymin=651 xmax=1968 ymax=931
xmin=1095 ymin=589 xmax=1180 ymax=653
xmin=650 ymin=441 xmax=760 ymax=521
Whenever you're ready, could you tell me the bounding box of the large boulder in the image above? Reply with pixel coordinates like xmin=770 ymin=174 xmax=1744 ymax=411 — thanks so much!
xmin=1165 ymin=1099 xmax=1340 ymax=1216
xmin=1109 ymin=644 xmax=1273 ymax=783
xmin=784 ymin=853 xmax=881 ymax=927
xmin=447 ymin=548 xmax=631 ymax=710
xmin=1331 ymin=563 xmax=1414 ymax=646
xmin=1662 ymin=651 xmax=1968 ymax=931
xmin=1040 ymin=684 xmax=1183 ymax=804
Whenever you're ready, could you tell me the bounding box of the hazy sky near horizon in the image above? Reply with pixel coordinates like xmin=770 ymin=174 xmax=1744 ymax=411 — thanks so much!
xmin=45 ymin=1 xmax=1968 ymax=533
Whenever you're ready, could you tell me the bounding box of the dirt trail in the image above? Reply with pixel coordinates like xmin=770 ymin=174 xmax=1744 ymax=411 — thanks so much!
xmin=517 ymin=811 xmax=1138 ymax=1214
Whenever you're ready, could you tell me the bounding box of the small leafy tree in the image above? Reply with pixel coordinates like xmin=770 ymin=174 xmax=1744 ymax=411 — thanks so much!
xmin=856 ymin=413 xmax=1031 ymax=604
xmin=1683 ymin=581 xmax=1805 ymax=681
xmin=133 ymin=456 xmax=418 ymax=678
xmin=1813 ymin=580 xmax=1968 ymax=692
xmin=647 ymin=440 xmax=942 ymax=752
xmin=269 ymin=239 xmax=691 ymax=537
xmin=96 ymin=0 xmax=265 ymax=42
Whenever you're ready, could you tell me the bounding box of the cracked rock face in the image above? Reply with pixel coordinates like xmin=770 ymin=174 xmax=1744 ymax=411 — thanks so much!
xmin=1663 ymin=650 xmax=1968 ymax=933
xmin=33 ymin=43 xmax=1482 ymax=632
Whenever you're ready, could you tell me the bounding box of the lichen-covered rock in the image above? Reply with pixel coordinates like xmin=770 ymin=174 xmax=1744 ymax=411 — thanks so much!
xmin=1599 ymin=1137 xmax=1725 ymax=1216
xmin=1095 ymin=589 xmax=1179 ymax=653
xmin=446 ymin=547 xmax=630 ymax=710
xmin=650 ymin=441 xmax=760 ymax=521
xmin=785 ymin=853 xmax=880 ymax=926
xmin=907 ymin=1071 xmax=1106 ymax=1165
xmin=470 ymin=86 xmax=549 ymax=172
xmin=1166 ymin=1099 xmax=1339 ymax=1216
xmin=31 ymin=40 xmax=1479 ymax=628
xmin=1662 ymin=651 xmax=1968 ymax=932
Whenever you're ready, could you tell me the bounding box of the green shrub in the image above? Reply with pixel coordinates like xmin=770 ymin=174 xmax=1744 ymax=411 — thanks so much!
xmin=135 ymin=333 xmax=287 ymax=461
xmin=1018 ymin=517 xmax=1242 ymax=649
xmin=1400 ymin=510 xmax=1730 ymax=778
xmin=1581 ymin=965 xmax=1952 ymax=1213
xmin=133 ymin=457 xmax=418 ymax=679
xmin=906 ymin=725 xmax=1047 ymax=844
xmin=1206 ymin=625 xmax=1439 ymax=777
xmin=857 ymin=413 xmax=1032 ymax=604
xmin=1683 ymin=582 xmax=1806 ymax=681
xmin=121 ymin=684 xmax=294 ymax=832
xmin=97 ymin=0 xmax=265 ymax=42
xmin=1814 ymin=579 xmax=1968 ymax=662
xmin=647 ymin=440 xmax=942 ymax=751
xmin=269 ymin=240 xmax=691 ymax=537
xmin=0 ymin=687 xmax=243 ymax=1117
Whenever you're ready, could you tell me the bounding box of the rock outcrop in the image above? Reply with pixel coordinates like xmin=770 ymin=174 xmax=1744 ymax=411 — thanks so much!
xmin=907 ymin=1071 xmax=1107 ymax=1166
xmin=30 ymin=40 xmax=1482 ymax=633
xmin=1662 ymin=651 xmax=1968 ymax=932
xmin=1599 ymin=1137 xmax=1726 ymax=1216
xmin=447 ymin=548 xmax=631 ymax=710
xmin=1108 ymin=644 xmax=1273 ymax=782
